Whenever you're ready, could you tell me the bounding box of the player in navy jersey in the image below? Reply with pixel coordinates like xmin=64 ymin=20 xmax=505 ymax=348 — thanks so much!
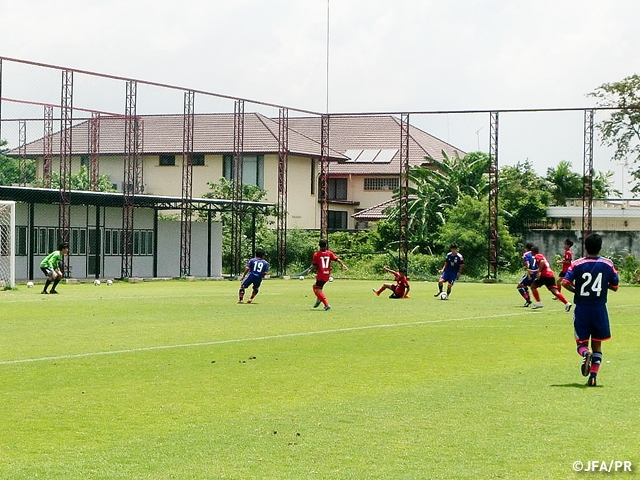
xmin=434 ymin=243 xmax=464 ymax=298
xmin=517 ymin=242 xmax=538 ymax=307
xmin=238 ymin=248 xmax=269 ymax=304
xmin=562 ymin=233 xmax=619 ymax=386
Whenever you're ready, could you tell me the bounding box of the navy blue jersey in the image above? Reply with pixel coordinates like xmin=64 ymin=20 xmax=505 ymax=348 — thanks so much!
xmin=564 ymin=256 xmax=618 ymax=306
xmin=522 ymin=250 xmax=537 ymax=271
xmin=444 ymin=252 xmax=464 ymax=274
xmin=245 ymin=257 xmax=269 ymax=280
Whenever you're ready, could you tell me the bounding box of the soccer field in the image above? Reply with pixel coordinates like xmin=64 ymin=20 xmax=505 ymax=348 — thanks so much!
xmin=1 ymin=279 xmax=638 ymax=479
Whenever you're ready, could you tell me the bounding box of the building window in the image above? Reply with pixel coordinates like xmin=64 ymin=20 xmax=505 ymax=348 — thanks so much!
xmin=159 ymin=154 xmax=176 ymax=166
xmin=104 ymin=228 xmax=153 ymax=256
xmin=47 ymin=228 xmax=56 ymax=253
xmin=223 ymin=154 xmax=264 ymax=188
xmin=328 ymin=178 xmax=347 ymax=200
xmin=364 ymin=177 xmax=399 ymax=191
xmin=327 ymin=210 xmax=348 ymax=231
xmin=191 ymin=153 xmax=205 ymax=166
xmin=32 ymin=227 xmax=59 ymax=255
xmin=69 ymin=228 xmax=87 ymax=255
xmin=88 ymin=229 xmax=99 ymax=255
xmin=15 ymin=226 xmax=27 ymax=256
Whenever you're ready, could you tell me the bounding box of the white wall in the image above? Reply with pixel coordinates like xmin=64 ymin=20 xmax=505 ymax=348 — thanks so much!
xmin=12 ymin=201 xmax=222 ymax=280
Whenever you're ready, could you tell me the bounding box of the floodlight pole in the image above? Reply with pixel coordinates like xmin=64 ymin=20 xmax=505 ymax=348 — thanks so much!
xmin=180 ymin=91 xmax=195 ymax=277
xmin=121 ymin=79 xmax=138 ymax=278
xmin=18 ymin=120 xmax=26 ymax=185
xmin=89 ymin=112 xmax=100 ymax=191
xmin=319 ymin=114 xmax=330 ymax=240
xmin=582 ymin=108 xmax=594 ymax=255
xmin=398 ymin=113 xmax=410 ymax=272
xmin=487 ymin=111 xmax=499 ymax=281
xmin=59 ymin=70 xmax=73 ymax=277
xmin=231 ymin=99 xmax=245 ymax=277
xmin=43 ymin=106 xmax=53 ymax=187
xmin=277 ymin=107 xmax=289 ymax=276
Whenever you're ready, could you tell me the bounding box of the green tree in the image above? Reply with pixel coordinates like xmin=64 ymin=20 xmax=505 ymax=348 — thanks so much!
xmin=32 ymin=165 xmax=116 ymax=192
xmin=499 ymin=161 xmax=551 ymax=235
xmin=588 ymin=74 xmax=640 ymax=193
xmin=592 ymin=169 xmax=622 ymax=198
xmin=201 ymin=178 xmax=276 ymax=271
xmin=383 ymin=151 xmax=491 ymax=252
xmin=545 ymin=160 xmax=583 ymax=205
xmin=438 ymin=195 xmax=519 ymax=277
xmin=0 ymin=141 xmax=36 ymax=185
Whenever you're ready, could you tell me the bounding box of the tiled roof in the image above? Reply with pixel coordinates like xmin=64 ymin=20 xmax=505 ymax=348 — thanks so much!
xmin=351 ymin=195 xmax=418 ymax=221
xmin=288 ymin=115 xmax=464 ymax=175
xmin=16 ymin=113 xmax=463 ymax=174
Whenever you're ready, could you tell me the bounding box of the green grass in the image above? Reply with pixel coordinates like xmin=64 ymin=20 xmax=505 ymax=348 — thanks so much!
xmin=1 ymin=279 xmax=639 ymax=479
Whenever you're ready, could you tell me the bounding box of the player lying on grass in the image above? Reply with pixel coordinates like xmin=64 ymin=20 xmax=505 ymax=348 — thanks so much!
xmin=373 ymin=266 xmax=410 ymax=298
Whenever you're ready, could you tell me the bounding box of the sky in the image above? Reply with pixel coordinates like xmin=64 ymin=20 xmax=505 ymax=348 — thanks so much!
xmin=1 ymin=0 xmax=639 ymax=194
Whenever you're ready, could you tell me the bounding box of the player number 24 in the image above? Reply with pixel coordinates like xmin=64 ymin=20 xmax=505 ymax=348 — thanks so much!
xmin=579 ymin=272 xmax=603 ymax=297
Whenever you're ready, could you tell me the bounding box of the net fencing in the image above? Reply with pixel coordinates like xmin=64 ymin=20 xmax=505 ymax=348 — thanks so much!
xmin=0 ymin=201 xmax=16 ymax=289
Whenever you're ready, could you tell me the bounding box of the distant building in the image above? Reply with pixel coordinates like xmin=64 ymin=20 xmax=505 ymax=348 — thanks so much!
xmin=16 ymin=114 xmax=463 ymax=231
xmin=547 ymin=198 xmax=640 ymax=231
xmin=0 ymin=186 xmax=270 ymax=281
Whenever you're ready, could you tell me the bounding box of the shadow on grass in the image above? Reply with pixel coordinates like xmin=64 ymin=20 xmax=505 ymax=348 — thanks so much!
xmin=550 ymin=383 xmax=601 ymax=389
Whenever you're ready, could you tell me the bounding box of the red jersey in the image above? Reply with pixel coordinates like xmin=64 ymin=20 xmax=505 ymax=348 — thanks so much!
xmin=392 ymin=270 xmax=410 ymax=297
xmin=312 ymin=249 xmax=339 ymax=282
xmin=534 ymin=253 xmax=555 ymax=278
xmin=560 ymin=249 xmax=573 ymax=274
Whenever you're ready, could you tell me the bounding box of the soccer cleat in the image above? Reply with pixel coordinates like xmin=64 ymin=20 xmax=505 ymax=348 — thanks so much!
xmin=581 ymin=351 xmax=592 ymax=377
xmin=247 ymin=299 xmax=252 ymax=304
xmin=313 ymin=299 xmax=321 ymax=308
xmin=41 ymin=291 xmax=48 ymax=294
xmin=324 ymin=305 xmax=331 ymax=311
xmin=237 ymin=300 xmax=243 ymax=304
xmin=531 ymin=302 xmax=543 ymax=309
xmin=49 ymin=290 xmax=59 ymax=294
xmin=372 ymin=288 xmax=380 ymax=296
xmin=524 ymin=300 xmax=532 ymax=307
xmin=433 ymin=292 xmax=441 ymax=297
xmin=565 ymin=302 xmax=572 ymax=313
xmin=587 ymin=375 xmax=597 ymax=387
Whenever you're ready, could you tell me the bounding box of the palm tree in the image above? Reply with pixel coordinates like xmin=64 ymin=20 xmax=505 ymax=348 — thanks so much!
xmin=386 ymin=151 xmax=491 ymax=252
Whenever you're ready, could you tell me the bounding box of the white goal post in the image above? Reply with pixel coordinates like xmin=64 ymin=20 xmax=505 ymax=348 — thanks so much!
xmin=0 ymin=201 xmax=16 ymax=289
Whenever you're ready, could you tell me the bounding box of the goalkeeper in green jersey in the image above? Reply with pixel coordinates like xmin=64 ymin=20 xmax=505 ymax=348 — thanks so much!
xmin=40 ymin=243 xmax=69 ymax=294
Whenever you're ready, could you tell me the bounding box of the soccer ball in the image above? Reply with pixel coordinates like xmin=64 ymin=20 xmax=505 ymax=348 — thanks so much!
xmin=439 ymin=291 xmax=448 ymax=300
xmin=94 ymin=279 xmax=101 ymax=286
xmin=26 ymin=281 xmax=34 ymax=288
xmin=329 ymin=276 xmax=334 ymax=282
xmin=299 ymin=276 xmax=304 ymax=280
xmin=106 ymin=279 xmax=113 ymax=286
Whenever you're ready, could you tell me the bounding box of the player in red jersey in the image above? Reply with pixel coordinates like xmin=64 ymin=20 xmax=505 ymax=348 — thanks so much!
xmin=309 ymin=239 xmax=348 ymax=311
xmin=527 ymin=246 xmax=572 ymax=311
xmin=555 ymin=238 xmax=574 ymax=294
xmin=373 ymin=266 xmax=411 ymax=298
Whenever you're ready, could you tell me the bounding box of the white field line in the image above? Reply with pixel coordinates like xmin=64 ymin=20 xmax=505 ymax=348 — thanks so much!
xmin=1 ymin=308 xmax=636 ymax=366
